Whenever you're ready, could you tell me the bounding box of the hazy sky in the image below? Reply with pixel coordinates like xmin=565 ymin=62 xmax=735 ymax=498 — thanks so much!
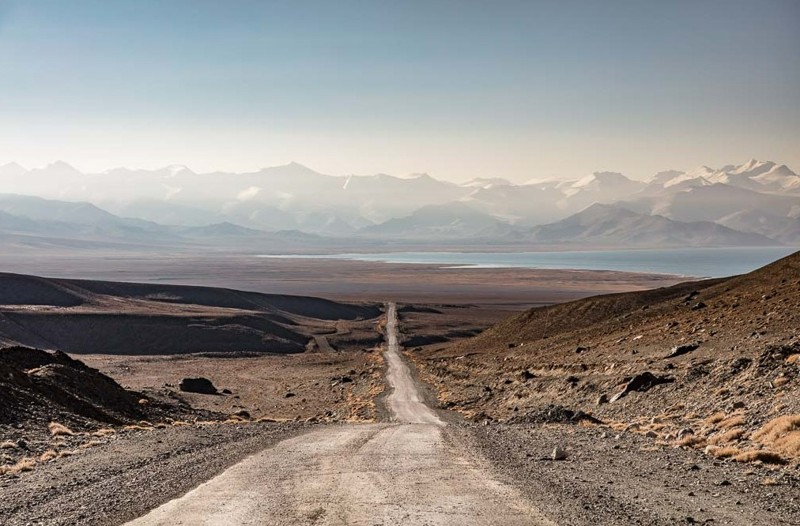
xmin=0 ymin=0 xmax=798 ymax=182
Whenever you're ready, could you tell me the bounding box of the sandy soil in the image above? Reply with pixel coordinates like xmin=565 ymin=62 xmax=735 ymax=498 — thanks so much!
xmin=81 ymin=350 xmax=386 ymax=423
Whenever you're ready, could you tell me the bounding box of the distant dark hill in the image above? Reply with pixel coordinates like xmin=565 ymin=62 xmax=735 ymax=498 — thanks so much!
xmin=0 ymin=273 xmax=381 ymax=355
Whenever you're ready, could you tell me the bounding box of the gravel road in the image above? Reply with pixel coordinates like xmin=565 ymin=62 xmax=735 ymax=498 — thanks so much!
xmin=126 ymin=303 xmax=554 ymax=525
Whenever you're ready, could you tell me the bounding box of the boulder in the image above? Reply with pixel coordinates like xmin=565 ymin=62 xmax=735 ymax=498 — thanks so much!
xmin=178 ymin=377 xmax=218 ymax=395
xmin=610 ymin=372 xmax=674 ymax=403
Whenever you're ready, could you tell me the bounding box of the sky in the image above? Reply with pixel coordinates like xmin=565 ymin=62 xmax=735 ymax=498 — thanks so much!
xmin=0 ymin=0 xmax=798 ymax=182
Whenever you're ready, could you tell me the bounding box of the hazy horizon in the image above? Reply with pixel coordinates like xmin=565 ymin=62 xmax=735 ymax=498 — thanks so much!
xmin=1 ymin=1 xmax=798 ymax=183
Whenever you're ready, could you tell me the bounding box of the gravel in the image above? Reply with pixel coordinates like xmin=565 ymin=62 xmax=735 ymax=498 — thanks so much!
xmin=0 ymin=422 xmax=305 ymax=526
xmin=468 ymin=423 xmax=800 ymax=525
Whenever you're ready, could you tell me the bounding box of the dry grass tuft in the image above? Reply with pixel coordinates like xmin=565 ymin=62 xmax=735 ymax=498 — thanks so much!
xmin=704 ymin=412 xmax=726 ymax=425
xmin=39 ymin=449 xmax=58 ymax=462
xmin=123 ymin=424 xmax=153 ymax=431
xmin=57 ymin=449 xmax=78 ymax=458
xmin=761 ymin=477 xmax=780 ymax=486
xmin=48 ymin=422 xmax=75 ymax=437
xmin=732 ymin=450 xmax=786 ymax=464
xmin=170 ymin=421 xmax=190 ymax=427
xmin=708 ymin=427 xmax=746 ymax=445
xmin=5 ymin=457 xmax=36 ymax=475
xmin=752 ymin=415 xmax=800 ymax=458
xmin=675 ymin=435 xmax=706 ymax=448
xmin=786 ymin=354 xmax=800 ymax=364
xmin=718 ymin=415 xmax=746 ymax=429
xmin=707 ymin=445 xmax=741 ymax=459
xmin=79 ymin=440 xmax=103 ymax=449
xmin=0 ymin=440 xmax=18 ymax=449
xmin=91 ymin=428 xmax=116 ymax=437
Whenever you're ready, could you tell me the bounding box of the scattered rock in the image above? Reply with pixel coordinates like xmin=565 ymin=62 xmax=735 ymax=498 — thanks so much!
xmin=666 ymin=343 xmax=699 ymax=359
xmin=677 ymin=428 xmax=694 ymax=438
xmin=178 ymin=377 xmax=218 ymax=395
xmin=551 ymin=446 xmax=567 ymax=460
xmin=509 ymin=404 xmax=603 ymax=425
xmin=284 ymin=392 xmax=296 ymax=398
xmin=610 ymin=372 xmax=675 ymax=402
xmin=596 ymin=394 xmax=609 ymax=406
xmin=519 ymin=369 xmax=535 ymax=381
xmin=232 ymin=409 xmax=251 ymax=419
xmin=221 ymin=388 xmax=232 ymax=395
xmin=691 ymin=302 xmax=707 ymax=311
xmin=645 ymin=430 xmax=658 ymax=438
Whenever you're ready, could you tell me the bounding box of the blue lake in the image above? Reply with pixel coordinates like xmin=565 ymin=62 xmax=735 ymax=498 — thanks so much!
xmin=260 ymin=247 xmax=798 ymax=278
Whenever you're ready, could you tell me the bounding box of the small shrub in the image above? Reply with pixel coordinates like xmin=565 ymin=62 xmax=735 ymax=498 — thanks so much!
xmin=91 ymin=428 xmax=116 ymax=437
xmin=7 ymin=457 xmax=35 ymax=475
xmin=676 ymin=435 xmax=706 ymax=448
xmin=732 ymin=450 xmax=785 ymax=464
xmin=704 ymin=412 xmax=726 ymax=425
xmin=39 ymin=450 xmax=58 ymax=462
xmin=708 ymin=445 xmax=740 ymax=458
xmin=708 ymin=427 xmax=745 ymax=445
xmin=718 ymin=415 xmax=746 ymax=429
xmin=48 ymin=422 xmax=75 ymax=437
xmin=752 ymin=415 xmax=800 ymax=458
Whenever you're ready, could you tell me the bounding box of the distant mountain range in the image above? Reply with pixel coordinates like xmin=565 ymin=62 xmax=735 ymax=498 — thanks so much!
xmin=0 ymin=158 xmax=797 ymax=250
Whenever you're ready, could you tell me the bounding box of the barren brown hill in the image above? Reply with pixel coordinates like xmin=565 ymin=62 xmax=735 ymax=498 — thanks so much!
xmin=411 ymin=250 xmax=800 ymax=463
xmin=0 ymin=273 xmax=381 ymax=355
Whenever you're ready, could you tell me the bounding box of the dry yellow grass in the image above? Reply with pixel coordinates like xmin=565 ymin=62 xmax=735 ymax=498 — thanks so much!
xmin=761 ymin=477 xmax=780 ymax=486
xmin=707 ymin=445 xmax=741 ymax=458
xmin=704 ymin=412 xmax=726 ymax=425
xmin=718 ymin=415 xmax=746 ymax=429
xmin=58 ymin=449 xmax=78 ymax=458
xmin=39 ymin=449 xmax=58 ymax=462
xmin=5 ymin=457 xmax=36 ymax=475
xmin=786 ymin=354 xmax=800 ymax=364
xmin=170 ymin=421 xmax=191 ymax=426
xmin=79 ymin=440 xmax=103 ymax=449
xmin=708 ymin=427 xmax=746 ymax=445
xmin=752 ymin=415 xmax=800 ymax=458
xmin=675 ymin=435 xmax=706 ymax=448
xmin=48 ymin=422 xmax=75 ymax=437
xmin=0 ymin=440 xmax=18 ymax=449
xmin=91 ymin=428 xmax=116 ymax=437
xmin=732 ymin=450 xmax=785 ymax=464
xmin=122 ymin=424 xmax=153 ymax=431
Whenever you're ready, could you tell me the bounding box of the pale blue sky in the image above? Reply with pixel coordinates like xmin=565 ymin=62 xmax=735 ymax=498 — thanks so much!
xmin=0 ymin=0 xmax=798 ymax=181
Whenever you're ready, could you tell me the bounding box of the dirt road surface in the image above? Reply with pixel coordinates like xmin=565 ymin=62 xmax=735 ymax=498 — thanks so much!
xmin=127 ymin=303 xmax=553 ymax=526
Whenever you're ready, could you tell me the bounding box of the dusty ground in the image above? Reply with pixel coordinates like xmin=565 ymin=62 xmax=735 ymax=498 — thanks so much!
xmin=0 ymin=422 xmax=307 ymax=526
xmin=81 ymin=349 xmax=386 ymax=424
xmin=470 ymin=423 xmax=800 ymax=525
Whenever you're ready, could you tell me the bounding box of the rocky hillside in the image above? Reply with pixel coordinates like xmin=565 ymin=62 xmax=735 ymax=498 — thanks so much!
xmin=412 ymin=251 xmax=800 ymax=464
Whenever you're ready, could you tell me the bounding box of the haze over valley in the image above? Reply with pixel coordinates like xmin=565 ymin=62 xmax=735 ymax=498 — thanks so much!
xmin=0 ymin=158 xmax=798 ymax=251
